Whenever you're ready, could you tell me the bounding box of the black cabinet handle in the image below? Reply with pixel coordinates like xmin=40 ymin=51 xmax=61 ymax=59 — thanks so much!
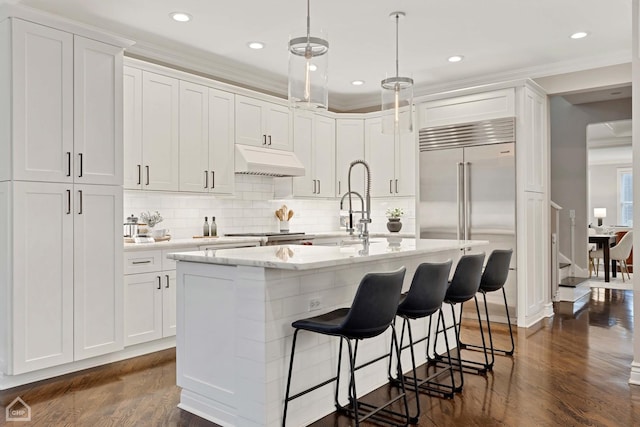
xmin=137 ymin=165 xmax=141 ymax=185
xmin=262 ymin=134 xmax=267 ymax=145
xmin=132 ymin=260 xmax=151 ymax=265
xmin=78 ymin=190 xmax=83 ymax=214
xmin=317 ymin=179 xmax=320 ymax=194
xmin=211 ymin=171 xmax=215 ymax=188
xmin=312 ymin=179 xmax=316 ymax=194
xmin=157 ymin=276 xmax=161 ymax=290
xmin=66 ymin=189 xmax=71 ymax=214
xmin=78 ymin=153 xmax=83 ymax=178
xmin=145 ymin=166 xmax=150 ymax=185
xmin=67 ymin=152 xmax=71 ymax=177
xmin=395 ymin=179 xmax=398 ymax=194
xmin=268 ymin=135 xmax=272 ymax=146
xmin=389 ymin=180 xmax=393 ymax=194
xmin=165 ymin=274 xmax=170 ymax=288
xmin=204 ymin=170 xmax=208 ymax=188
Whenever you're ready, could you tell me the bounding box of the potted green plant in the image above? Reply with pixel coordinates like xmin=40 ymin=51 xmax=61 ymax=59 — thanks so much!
xmin=385 ymin=208 xmax=404 ymax=232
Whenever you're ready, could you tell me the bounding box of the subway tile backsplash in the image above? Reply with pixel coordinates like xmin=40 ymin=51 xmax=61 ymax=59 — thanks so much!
xmin=124 ymin=175 xmax=416 ymax=238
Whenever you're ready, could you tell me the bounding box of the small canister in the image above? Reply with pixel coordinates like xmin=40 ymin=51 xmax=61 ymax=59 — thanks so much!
xmin=124 ymin=214 xmax=139 ymax=237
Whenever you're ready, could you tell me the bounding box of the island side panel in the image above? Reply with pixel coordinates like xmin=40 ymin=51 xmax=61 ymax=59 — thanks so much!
xmin=176 ymin=262 xmax=259 ymax=426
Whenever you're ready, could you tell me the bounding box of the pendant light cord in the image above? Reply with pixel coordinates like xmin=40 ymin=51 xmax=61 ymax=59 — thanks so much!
xmin=306 ymin=0 xmax=311 ymax=43
xmin=395 ymin=13 xmax=399 ymax=79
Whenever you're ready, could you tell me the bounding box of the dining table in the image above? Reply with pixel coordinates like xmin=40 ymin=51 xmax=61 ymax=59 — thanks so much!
xmin=589 ymin=234 xmax=617 ymax=282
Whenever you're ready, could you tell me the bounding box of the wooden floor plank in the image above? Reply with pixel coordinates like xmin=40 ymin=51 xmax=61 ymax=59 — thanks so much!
xmin=1 ymin=289 xmax=638 ymax=426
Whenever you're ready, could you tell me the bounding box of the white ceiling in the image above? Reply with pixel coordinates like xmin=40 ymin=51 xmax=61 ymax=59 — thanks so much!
xmin=14 ymin=0 xmax=633 ymax=111
xmin=588 ymin=120 xmax=632 ymax=165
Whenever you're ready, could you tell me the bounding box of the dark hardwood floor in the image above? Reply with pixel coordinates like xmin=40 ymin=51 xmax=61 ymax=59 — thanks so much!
xmin=1 ymin=289 xmax=638 ymax=426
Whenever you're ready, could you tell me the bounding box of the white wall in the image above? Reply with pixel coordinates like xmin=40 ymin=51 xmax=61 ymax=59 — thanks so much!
xmin=123 ymin=174 xmax=416 ymax=238
xmin=589 ymin=163 xmax=631 ymax=226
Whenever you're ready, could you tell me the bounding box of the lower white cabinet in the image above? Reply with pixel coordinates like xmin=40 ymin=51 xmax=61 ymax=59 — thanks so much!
xmin=124 ymin=270 xmax=175 ymax=345
xmin=5 ymin=181 xmax=123 ymax=374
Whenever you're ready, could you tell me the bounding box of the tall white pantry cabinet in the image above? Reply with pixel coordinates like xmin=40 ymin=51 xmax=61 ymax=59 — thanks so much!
xmin=0 ymin=17 xmax=130 ymax=375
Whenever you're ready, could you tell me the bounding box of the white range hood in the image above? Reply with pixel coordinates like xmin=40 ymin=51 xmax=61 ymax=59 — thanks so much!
xmin=234 ymin=144 xmax=305 ymax=177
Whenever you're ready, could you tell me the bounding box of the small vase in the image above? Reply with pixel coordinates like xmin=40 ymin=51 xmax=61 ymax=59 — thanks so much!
xmin=387 ymin=218 xmax=402 ymax=232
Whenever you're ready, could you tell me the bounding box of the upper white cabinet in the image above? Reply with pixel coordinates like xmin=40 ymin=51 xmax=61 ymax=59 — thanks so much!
xmin=418 ymin=88 xmax=516 ymax=129
xmin=517 ymin=86 xmax=547 ymax=193
xmin=292 ymin=111 xmax=335 ymax=197
xmin=6 ymin=19 xmax=122 ymax=185
xmin=124 ymin=68 xmax=180 ymax=191
xmin=142 ymin=72 xmax=180 ymax=191
xmin=335 ymin=119 xmax=365 ymax=198
xmin=235 ymin=95 xmax=292 ymax=151
xmin=179 ymin=82 xmax=235 ymax=194
xmin=365 ymin=116 xmax=415 ymax=197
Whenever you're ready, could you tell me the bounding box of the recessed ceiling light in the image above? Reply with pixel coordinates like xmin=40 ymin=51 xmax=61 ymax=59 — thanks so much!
xmin=570 ymin=31 xmax=588 ymax=39
xmin=308 ymin=64 xmax=318 ymax=71
xmin=351 ymin=80 xmax=365 ymax=86
xmin=448 ymin=55 xmax=464 ymax=63
xmin=170 ymin=12 xmax=192 ymax=22
xmin=248 ymin=41 xmax=265 ymax=50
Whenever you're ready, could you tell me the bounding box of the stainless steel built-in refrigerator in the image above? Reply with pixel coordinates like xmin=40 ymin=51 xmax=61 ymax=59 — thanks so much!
xmin=418 ymin=117 xmax=516 ymax=315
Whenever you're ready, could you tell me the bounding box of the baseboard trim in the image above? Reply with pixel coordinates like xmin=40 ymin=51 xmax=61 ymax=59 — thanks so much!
xmin=629 ymin=361 xmax=640 ymax=386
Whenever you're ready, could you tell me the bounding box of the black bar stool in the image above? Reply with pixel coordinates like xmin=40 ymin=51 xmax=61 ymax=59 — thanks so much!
xmin=460 ymin=249 xmax=515 ymax=368
xmin=431 ymin=252 xmax=485 ymax=391
xmin=283 ymin=267 xmax=410 ymax=427
xmin=388 ymin=260 xmax=454 ymax=421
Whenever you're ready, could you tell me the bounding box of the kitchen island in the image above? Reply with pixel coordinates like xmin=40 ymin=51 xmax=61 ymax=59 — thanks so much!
xmin=168 ymin=238 xmax=488 ymax=427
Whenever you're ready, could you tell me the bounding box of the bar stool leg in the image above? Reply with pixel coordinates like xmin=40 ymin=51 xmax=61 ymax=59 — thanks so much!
xmin=450 ymin=303 xmax=465 ymax=392
xmin=403 ymin=318 xmax=422 ymax=421
xmin=283 ymin=329 xmax=300 ymax=427
xmin=334 ymin=337 xmax=345 ymax=410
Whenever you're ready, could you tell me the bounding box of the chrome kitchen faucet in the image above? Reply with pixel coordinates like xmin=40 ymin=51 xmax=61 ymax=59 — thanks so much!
xmin=347 ymin=160 xmax=371 ymax=245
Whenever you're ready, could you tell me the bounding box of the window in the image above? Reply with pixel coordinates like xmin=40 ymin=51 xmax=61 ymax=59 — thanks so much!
xmin=617 ymin=167 xmax=633 ymax=226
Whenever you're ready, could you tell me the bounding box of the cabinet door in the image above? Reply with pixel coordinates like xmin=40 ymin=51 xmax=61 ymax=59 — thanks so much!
xmin=162 ymin=270 xmax=177 ymax=337
xmin=12 ymin=19 xmax=73 ymax=183
xmin=235 ymin=95 xmax=265 ymax=147
xmin=142 ymin=71 xmax=179 ymax=191
xmin=395 ymin=123 xmax=416 ymax=197
xmin=335 ymin=119 xmax=365 ymax=197
xmin=74 ymin=36 xmax=123 ymax=186
xmin=519 ymin=87 xmax=547 ymax=193
xmin=123 ymin=66 xmax=143 ymax=189
xmin=314 ymin=115 xmax=336 ymax=197
xmin=124 ymin=272 xmax=163 ymax=346
xmin=208 ymin=88 xmax=235 ymax=194
xmin=365 ymin=118 xmax=395 ymax=197
xmin=266 ymin=102 xmax=292 ymax=151
xmin=12 ymin=182 xmax=73 ymax=374
xmin=74 ymin=184 xmax=123 ymax=360
xmin=179 ymin=81 xmax=209 ymax=193
xmin=292 ymin=111 xmax=314 ymax=196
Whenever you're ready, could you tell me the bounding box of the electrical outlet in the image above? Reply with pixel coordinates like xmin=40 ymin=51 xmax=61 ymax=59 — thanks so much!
xmin=308 ymin=297 xmax=322 ymax=312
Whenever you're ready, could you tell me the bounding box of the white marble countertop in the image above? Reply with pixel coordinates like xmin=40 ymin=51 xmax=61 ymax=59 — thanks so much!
xmin=167 ymin=238 xmax=488 ymax=271
xmin=311 ymin=231 xmax=415 ymax=239
xmin=123 ymin=236 xmax=264 ymax=252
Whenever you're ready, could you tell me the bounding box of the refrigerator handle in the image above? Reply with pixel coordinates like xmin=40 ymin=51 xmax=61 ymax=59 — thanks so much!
xmin=464 ymin=162 xmax=471 ymax=242
xmin=457 ymin=162 xmax=464 ymax=242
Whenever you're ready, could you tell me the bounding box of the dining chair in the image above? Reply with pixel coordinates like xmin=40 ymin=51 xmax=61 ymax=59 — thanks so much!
xmin=610 ymin=231 xmax=633 ymax=282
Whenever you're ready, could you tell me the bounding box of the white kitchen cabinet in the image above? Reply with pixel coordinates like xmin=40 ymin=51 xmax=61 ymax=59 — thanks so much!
xmin=7 ymin=182 xmax=123 ymax=373
xmin=6 ymin=19 xmax=122 ymax=185
xmin=124 ymin=68 xmax=184 ymax=191
xmin=235 ymin=95 xmax=292 ymax=151
xmin=335 ymin=119 xmax=365 ymax=197
xmin=73 ymin=184 xmax=124 ymax=360
xmin=123 ymin=66 xmax=143 ymax=189
xmin=179 ymin=82 xmax=235 ymax=194
xmin=124 ymin=248 xmax=197 ymax=346
xmin=11 ymin=182 xmax=74 ymax=374
xmin=517 ymin=86 xmax=547 ymax=194
xmin=73 ymin=36 xmax=123 ymax=186
xmin=365 ymin=116 xmax=415 ymax=197
xmin=292 ymin=111 xmax=335 ymax=197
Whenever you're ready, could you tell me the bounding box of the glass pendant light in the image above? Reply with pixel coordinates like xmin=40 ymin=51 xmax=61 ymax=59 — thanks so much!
xmin=381 ymin=12 xmax=413 ymax=134
xmin=288 ymin=0 xmax=329 ymax=110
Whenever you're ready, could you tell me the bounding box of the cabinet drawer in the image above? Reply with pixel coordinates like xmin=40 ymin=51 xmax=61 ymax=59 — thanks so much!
xmin=162 ymin=247 xmax=198 ymax=271
xmin=124 ymin=250 xmax=162 ymax=274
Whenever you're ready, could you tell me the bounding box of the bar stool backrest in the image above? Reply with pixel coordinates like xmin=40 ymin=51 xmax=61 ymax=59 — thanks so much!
xmin=446 ymin=253 xmax=485 ymax=303
xmin=340 ymin=267 xmax=406 ymax=339
xmin=398 ymin=260 xmax=453 ymax=318
xmin=480 ymin=249 xmax=513 ymax=292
